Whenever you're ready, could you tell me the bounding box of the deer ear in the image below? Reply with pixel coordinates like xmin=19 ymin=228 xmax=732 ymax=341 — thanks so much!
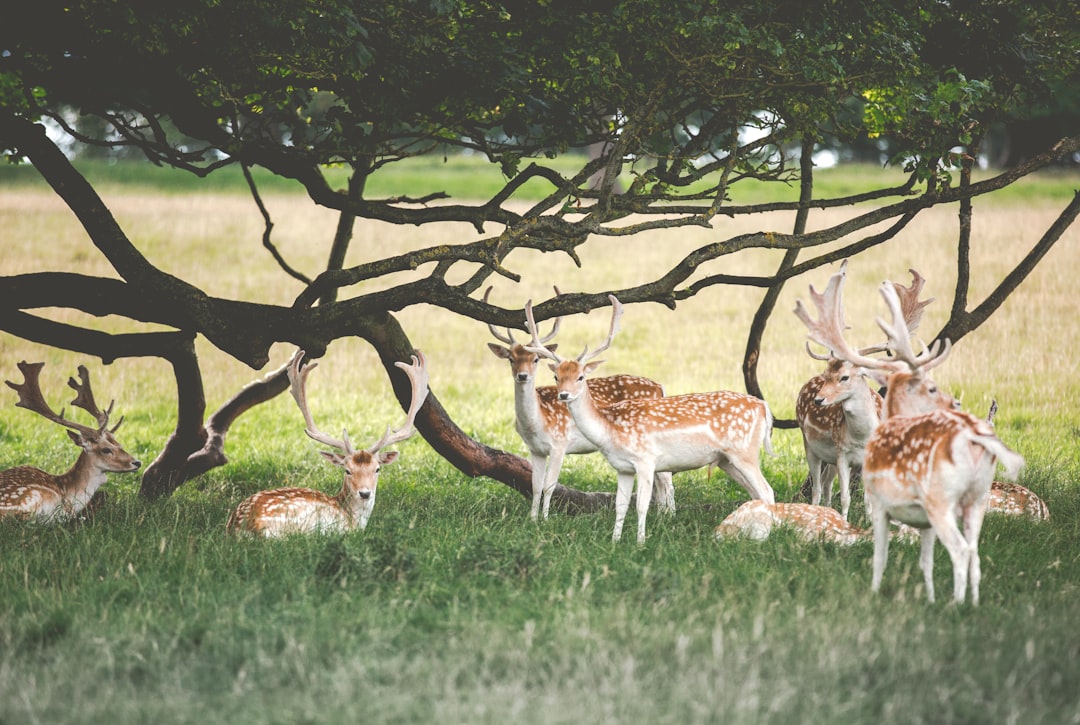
xmin=378 ymin=450 xmax=400 ymax=466
xmin=584 ymin=360 xmax=604 ymax=374
xmin=319 ymin=450 xmax=347 ymax=467
xmin=67 ymin=429 xmax=87 ymax=448
xmin=487 ymin=343 xmax=511 ymax=359
xmin=546 ymin=343 xmax=558 ymax=354
xmin=547 ymin=363 xmax=559 ymax=375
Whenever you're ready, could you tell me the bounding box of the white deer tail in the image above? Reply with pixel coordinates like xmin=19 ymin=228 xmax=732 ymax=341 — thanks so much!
xmin=972 ymin=435 xmax=1025 ymax=481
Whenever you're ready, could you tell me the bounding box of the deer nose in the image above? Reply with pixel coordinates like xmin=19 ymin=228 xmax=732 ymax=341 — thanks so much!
xmin=558 ymin=391 xmax=570 ymax=401
xmin=131 ymin=460 xmax=142 ymax=470
xmin=358 ymin=490 xmax=372 ymax=500
xmin=516 ymin=373 xmax=530 ymax=382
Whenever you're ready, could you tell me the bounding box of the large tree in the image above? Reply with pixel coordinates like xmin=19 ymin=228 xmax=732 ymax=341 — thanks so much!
xmin=1 ymin=0 xmax=1078 ymax=504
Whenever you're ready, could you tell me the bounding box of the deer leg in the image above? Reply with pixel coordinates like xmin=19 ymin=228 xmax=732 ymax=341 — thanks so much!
xmin=634 ymin=463 xmax=656 ymax=544
xmin=540 ymin=447 xmax=567 ymax=521
xmin=612 ymin=471 xmax=634 ymax=542
xmin=805 ymin=448 xmax=825 ymax=505
xmin=836 ymin=460 xmax=852 ymax=521
xmin=869 ymin=500 xmax=891 ymax=595
xmin=962 ymin=499 xmax=989 ymax=606
xmin=653 ymin=472 xmax=675 ymax=514
xmin=924 ymin=504 xmax=971 ymax=604
xmin=918 ymin=528 xmax=938 ymax=604
xmin=718 ymin=456 xmax=776 ymax=505
xmin=528 ymin=452 xmax=547 ymax=521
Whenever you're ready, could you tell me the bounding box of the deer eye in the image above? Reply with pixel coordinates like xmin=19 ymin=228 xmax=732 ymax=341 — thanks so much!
xmin=101 ymin=447 xmax=113 ymax=456
xmin=577 ymin=374 xmax=585 ymax=382
xmin=928 ymin=385 xmax=937 ymax=394
xmin=839 ymin=375 xmax=850 ymax=382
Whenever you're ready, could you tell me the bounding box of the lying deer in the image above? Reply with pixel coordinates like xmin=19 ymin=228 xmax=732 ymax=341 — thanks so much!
xmin=527 ymin=295 xmax=775 ymax=543
xmin=802 ymin=276 xmax=1023 ymax=604
xmin=486 ymin=287 xmax=673 ymax=521
xmin=714 ymin=500 xmax=868 ymax=545
xmin=794 ymin=263 xmax=933 ymax=520
xmin=226 ymin=349 xmax=429 ymax=537
xmin=0 ymin=361 xmax=141 ymax=523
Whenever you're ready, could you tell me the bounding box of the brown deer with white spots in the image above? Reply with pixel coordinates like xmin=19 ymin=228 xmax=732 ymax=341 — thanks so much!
xmin=807 ymin=279 xmax=1023 ymax=604
xmin=715 ymin=500 xmax=868 ymax=545
xmin=226 ymin=349 xmax=428 ymax=537
xmin=794 ymin=263 xmax=934 ymax=520
xmin=527 ymin=295 xmax=775 ymax=543
xmin=485 ymin=287 xmax=673 ymax=521
xmin=0 ymin=361 xmax=141 ymax=523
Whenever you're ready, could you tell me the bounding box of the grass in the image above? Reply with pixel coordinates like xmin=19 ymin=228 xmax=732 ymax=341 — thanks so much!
xmin=1 ymin=161 xmax=1080 ymax=723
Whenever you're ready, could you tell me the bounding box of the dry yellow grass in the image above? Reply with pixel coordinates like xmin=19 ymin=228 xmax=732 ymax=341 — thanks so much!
xmin=2 ymin=185 xmax=1078 ymax=473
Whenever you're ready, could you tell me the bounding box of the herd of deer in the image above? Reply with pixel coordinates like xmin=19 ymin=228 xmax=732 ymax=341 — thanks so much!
xmin=0 ymin=263 xmax=1049 ymax=604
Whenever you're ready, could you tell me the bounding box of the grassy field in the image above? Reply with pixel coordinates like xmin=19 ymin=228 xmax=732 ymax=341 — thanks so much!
xmin=1 ymin=159 xmax=1080 ymax=723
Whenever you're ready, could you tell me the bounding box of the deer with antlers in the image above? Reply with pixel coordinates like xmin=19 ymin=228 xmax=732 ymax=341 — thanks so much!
xmin=0 ymin=361 xmax=141 ymax=523
xmin=794 ymin=263 xmax=935 ymax=520
xmin=526 ymin=295 xmax=775 ymax=543
xmin=486 ymin=288 xmax=674 ymax=521
xmin=226 ymin=349 xmax=429 ymax=537
xmin=799 ymin=276 xmax=1023 ymax=604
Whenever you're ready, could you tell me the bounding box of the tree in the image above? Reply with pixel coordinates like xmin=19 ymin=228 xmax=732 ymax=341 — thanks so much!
xmin=1 ymin=0 xmax=1078 ymax=504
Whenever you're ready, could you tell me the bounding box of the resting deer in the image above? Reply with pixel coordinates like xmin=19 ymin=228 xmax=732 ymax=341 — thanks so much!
xmin=226 ymin=349 xmax=429 ymax=537
xmin=0 ymin=361 xmax=141 ymax=523
xmin=527 ymin=295 xmax=775 ymax=543
xmin=794 ymin=263 xmax=934 ymax=520
xmin=805 ymin=278 xmax=1023 ymax=604
xmin=486 ymin=288 xmax=673 ymax=520
xmin=715 ymin=500 xmax=868 ymax=545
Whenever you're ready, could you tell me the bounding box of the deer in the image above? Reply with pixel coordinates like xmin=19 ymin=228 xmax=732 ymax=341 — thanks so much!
xmin=226 ymin=349 xmax=429 ymax=538
xmin=526 ymin=295 xmax=775 ymax=543
xmin=802 ymin=277 xmax=1023 ymax=604
xmin=0 ymin=361 xmax=141 ymax=523
xmin=714 ymin=500 xmax=869 ymax=545
xmin=485 ymin=287 xmax=674 ymax=521
xmin=794 ymin=262 xmax=934 ymax=520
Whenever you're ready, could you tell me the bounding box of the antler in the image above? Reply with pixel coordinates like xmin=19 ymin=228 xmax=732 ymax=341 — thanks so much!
xmin=576 ymin=295 xmax=624 ymax=362
xmin=891 ymin=268 xmax=933 ymax=334
xmin=794 ymin=263 xmax=887 ymax=371
xmin=68 ymin=364 xmax=119 ymax=432
xmin=485 ymin=286 xmax=561 ymax=346
xmin=287 ymin=349 xmax=354 ymax=454
xmin=367 ymin=350 xmax=430 ymax=454
xmin=875 ymin=280 xmax=951 ymax=373
xmin=5 ymin=360 xmax=103 ymax=435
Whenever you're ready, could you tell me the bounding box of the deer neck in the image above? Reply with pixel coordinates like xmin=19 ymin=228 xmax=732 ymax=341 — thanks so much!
xmin=840 ymin=387 xmax=881 ymax=442
xmin=55 ymin=452 xmax=108 ymax=509
xmin=562 ymin=385 xmax=610 ymax=448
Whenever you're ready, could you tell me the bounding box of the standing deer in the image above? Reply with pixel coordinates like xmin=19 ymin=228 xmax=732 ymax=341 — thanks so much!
xmin=804 ymin=279 xmax=1023 ymax=604
xmin=486 ymin=288 xmax=673 ymax=520
xmin=794 ymin=263 xmax=934 ymax=520
xmin=226 ymin=349 xmax=429 ymax=537
xmin=527 ymin=295 xmax=775 ymax=543
xmin=0 ymin=361 xmax=141 ymax=523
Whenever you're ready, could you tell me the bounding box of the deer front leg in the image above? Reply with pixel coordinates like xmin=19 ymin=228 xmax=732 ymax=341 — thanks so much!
xmin=529 ymin=452 xmax=547 ymax=521
xmin=836 ymin=459 xmax=852 ymax=521
xmin=806 ymin=447 xmax=826 ymax=506
xmin=612 ymin=471 xmax=635 ymax=542
xmin=540 ymin=446 xmax=568 ymax=521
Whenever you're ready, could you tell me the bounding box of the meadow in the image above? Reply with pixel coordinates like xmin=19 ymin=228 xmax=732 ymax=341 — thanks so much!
xmin=1 ymin=158 xmax=1079 ymax=723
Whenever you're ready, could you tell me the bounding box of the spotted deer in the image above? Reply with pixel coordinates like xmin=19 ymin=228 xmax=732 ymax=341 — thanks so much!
xmin=807 ymin=279 xmax=1023 ymax=604
xmin=226 ymin=349 xmax=429 ymax=537
xmin=794 ymin=263 xmax=934 ymax=520
xmin=714 ymin=500 xmax=868 ymax=545
xmin=486 ymin=287 xmax=674 ymax=520
xmin=0 ymin=361 xmax=141 ymax=523
xmin=527 ymin=295 xmax=775 ymax=543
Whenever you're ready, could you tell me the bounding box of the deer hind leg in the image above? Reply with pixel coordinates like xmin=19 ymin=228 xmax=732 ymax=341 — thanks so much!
xmin=718 ymin=453 xmax=776 ymax=505
xmin=540 ymin=447 xmax=568 ymax=521
xmin=961 ymin=499 xmax=989 ymax=605
xmin=612 ymin=471 xmax=635 ymax=542
xmin=924 ymin=504 xmax=971 ymax=604
xmin=918 ymin=528 xmax=938 ymax=603
xmin=634 ymin=463 xmax=657 ymax=544
xmin=869 ymin=500 xmax=891 ymax=595
xmin=653 ymin=472 xmax=675 ymax=514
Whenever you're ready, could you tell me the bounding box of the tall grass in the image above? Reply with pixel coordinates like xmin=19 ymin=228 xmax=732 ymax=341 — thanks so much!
xmin=1 ymin=164 xmax=1079 ymax=724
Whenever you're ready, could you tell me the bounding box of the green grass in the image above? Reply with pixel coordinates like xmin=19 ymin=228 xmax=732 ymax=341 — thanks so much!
xmin=2 ymin=162 xmax=1080 ymax=723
